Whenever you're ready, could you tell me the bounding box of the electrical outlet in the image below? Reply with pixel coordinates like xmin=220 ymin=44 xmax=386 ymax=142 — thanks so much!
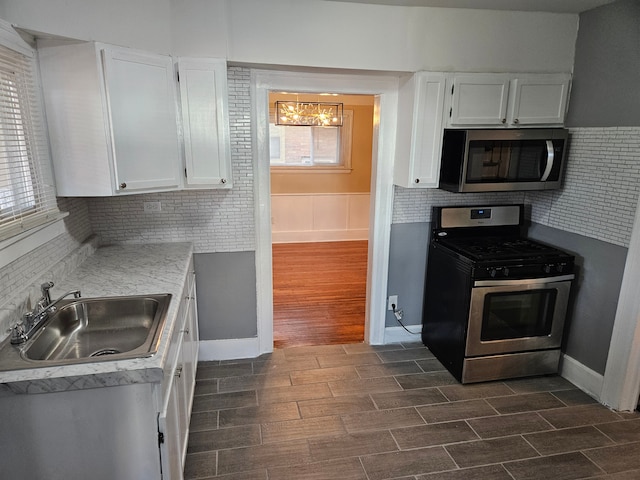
xmin=144 ymin=201 xmax=162 ymax=213
xmin=387 ymin=295 xmax=398 ymax=311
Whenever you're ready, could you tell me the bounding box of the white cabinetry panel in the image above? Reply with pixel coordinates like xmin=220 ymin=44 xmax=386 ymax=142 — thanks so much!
xmin=394 ymin=72 xmax=447 ymax=188
xmin=449 ymin=74 xmax=510 ymax=126
xmin=178 ymin=58 xmax=232 ymax=189
xmin=509 ymin=74 xmax=571 ymax=126
xmin=102 ymin=46 xmax=182 ymax=192
xmin=446 ymin=73 xmax=570 ymax=128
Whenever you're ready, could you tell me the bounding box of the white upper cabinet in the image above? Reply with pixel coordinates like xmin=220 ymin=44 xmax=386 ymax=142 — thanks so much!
xmin=448 ymin=74 xmax=511 ymax=126
xmin=38 ymin=41 xmax=182 ymax=196
xmin=178 ymin=58 xmax=232 ymax=189
xmin=38 ymin=41 xmax=233 ymax=196
xmin=446 ymin=73 xmax=571 ymax=128
xmin=394 ymin=72 xmax=447 ymax=188
xmin=508 ymin=74 xmax=571 ymax=126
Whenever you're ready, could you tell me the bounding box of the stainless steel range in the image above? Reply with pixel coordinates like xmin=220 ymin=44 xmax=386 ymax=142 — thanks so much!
xmin=422 ymin=204 xmax=575 ymax=383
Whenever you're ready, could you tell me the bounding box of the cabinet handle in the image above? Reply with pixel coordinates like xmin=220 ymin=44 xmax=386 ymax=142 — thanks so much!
xmin=415 ymin=179 xmax=420 ymax=184
xmin=501 ymin=118 xmax=506 ymax=124
xmin=175 ymin=366 xmax=183 ymax=378
xmin=514 ymin=118 xmax=520 ymax=124
xmin=220 ymin=178 xmax=227 ymax=184
xmin=181 ymin=328 xmax=190 ymax=335
xmin=119 ymin=182 xmax=127 ymax=189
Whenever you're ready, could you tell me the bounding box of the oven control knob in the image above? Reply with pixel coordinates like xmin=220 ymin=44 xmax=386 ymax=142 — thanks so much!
xmin=557 ymin=264 xmax=564 ymax=273
xmin=543 ymin=264 xmax=552 ymax=274
xmin=489 ymin=268 xmax=497 ymax=278
xmin=503 ymin=268 xmax=510 ymax=277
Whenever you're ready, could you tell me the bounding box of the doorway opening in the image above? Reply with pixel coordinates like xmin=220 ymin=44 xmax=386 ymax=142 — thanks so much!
xmin=252 ymin=69 xmax=399 ymax=356
xmin=268 ymin=92 xmax=375 ymax=348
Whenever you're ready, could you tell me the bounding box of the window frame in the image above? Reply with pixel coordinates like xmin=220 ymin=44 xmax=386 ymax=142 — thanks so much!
xmin=269 ymin=109 xmax=353 ymax=174
xmin=0 ymin=19 xmax=64 ymax=266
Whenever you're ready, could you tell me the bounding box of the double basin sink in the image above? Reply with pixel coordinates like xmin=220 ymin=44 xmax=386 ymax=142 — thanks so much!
xmin=0 ymin=294 xmax=171 ymax=371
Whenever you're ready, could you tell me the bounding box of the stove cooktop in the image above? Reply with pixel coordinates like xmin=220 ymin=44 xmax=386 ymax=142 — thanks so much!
xmin=437 ymin=236 xmax=568 ymax=262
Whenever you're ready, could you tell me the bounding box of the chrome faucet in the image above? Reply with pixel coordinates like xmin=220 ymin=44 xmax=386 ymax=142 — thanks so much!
xmin=10 ymin=282 xmax=81 ymax=345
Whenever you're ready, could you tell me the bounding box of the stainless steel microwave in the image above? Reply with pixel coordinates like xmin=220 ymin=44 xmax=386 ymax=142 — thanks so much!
xmin=439 ymin=128 xmax=569 ymax=193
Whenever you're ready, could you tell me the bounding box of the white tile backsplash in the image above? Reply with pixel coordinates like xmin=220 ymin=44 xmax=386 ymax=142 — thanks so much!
xmin=526 ymin=127 xmax=640 ymax=247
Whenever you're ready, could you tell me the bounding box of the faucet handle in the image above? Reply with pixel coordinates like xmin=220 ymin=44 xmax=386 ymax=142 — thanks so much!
xmin=10 ymin=320 xmax=27 ymax=345
xmin=41 ymin=281 xmax=54 ymax=294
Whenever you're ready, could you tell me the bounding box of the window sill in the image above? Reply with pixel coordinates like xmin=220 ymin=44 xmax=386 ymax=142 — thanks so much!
xmin=0 ymin=212 xmax=69 ymax=269
xmin=270 ymin=166 xmax=353 ymax=174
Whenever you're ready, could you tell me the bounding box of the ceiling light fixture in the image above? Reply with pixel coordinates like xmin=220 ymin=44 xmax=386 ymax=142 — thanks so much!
xmin=275 ymin=101 xmax=343 ymax=127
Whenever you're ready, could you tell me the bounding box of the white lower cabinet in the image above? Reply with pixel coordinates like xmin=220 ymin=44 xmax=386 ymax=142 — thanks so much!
xmin=0 ymin=265 xmax=199 ymax=480
xmin=159 ymin=266 xmax=199 ymax=478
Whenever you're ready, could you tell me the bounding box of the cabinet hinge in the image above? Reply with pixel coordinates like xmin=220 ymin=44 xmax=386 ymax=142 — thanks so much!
xmin=158 ymin=432 xmax=165 ymax=445
xmin=449 ymin=107 xmax=452 ymax=117
xmin=176 ymin=71 xmax=180 ymax=82
xmin=184 ymin=168 xmax=187 ymax=178
xmin=451 ymin=84 xmax=454 ymax=95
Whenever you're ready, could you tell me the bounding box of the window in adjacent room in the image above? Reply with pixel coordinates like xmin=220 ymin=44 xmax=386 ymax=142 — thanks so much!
xmin=269 ymin=110 xmax=353 ymax=172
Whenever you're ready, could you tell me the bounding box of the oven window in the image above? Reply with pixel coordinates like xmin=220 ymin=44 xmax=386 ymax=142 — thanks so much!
xmin=481 ymin=289 xmax=557 ymax=341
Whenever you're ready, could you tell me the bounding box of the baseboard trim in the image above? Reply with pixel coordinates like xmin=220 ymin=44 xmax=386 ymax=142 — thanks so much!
xmin=559 ymin=353 xmax=604 ymax=401
xmin=198 ymin=337 xmax=260 ymax=361
xmin=384 ymin=325 xmax=422 ymax=344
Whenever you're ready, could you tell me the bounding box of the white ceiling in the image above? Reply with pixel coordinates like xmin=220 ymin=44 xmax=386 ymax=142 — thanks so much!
xmin=323 ymin=0 xmax=617 ymax=13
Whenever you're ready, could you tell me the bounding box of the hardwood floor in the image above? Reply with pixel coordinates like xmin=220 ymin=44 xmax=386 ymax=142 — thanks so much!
xmin=272 ymin=241 xmax=368 ymax=348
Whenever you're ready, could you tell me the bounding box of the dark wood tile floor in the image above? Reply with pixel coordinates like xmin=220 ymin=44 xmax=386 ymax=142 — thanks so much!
xmin=184 ymin=343 xmax=640 ymax=480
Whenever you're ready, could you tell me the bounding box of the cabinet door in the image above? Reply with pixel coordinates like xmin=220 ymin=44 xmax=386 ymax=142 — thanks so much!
xmin=182 ymin=272 xmax=198 ymax=405
xmin=158 ymin=345 xmax=185 ymax=480
xmin=448 ymin=74 xmax=510 ymax=126
xmin=509 ymin=74 xmax=570 ymax=126
xmin=394 ymin=72 xmax=446 ymax=188
xmin=178 ymin=58 xmax=232 ymax=189
xmin=101 ymin=47 xmax=182 ymax=193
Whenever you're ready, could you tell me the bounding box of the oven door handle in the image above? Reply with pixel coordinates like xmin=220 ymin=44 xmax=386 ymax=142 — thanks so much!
xmin=474 ymin=274 xmax=575 ymax=287
xmin=540 ymin=140 xmax=555 ymax=182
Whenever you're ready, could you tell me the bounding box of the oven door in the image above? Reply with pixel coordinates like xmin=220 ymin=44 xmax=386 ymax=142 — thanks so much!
xmin=466 ymin=274 xmax=574 ymax=356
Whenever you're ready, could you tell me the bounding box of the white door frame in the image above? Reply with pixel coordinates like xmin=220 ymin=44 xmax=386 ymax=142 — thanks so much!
xmin=251 ymin=69 xmax=399 ymax=355
xmin=601 ymin=193 xmax=640 ymax=411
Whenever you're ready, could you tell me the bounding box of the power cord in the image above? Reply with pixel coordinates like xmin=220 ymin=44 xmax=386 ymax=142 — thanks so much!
xmin=391 ymin=303 xmax=420 ymax=335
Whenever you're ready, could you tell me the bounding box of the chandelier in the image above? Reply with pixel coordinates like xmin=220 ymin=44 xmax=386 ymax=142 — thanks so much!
xmin=275 ymin=101 xmax=343 ymax=127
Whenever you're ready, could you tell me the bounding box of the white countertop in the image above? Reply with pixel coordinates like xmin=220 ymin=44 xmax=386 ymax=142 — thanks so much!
xmin=0 ymin=242 xmax=193 ymax=394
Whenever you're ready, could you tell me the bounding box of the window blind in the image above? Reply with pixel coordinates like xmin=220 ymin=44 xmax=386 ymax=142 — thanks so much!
xmin=0 ymin=43 xmax=59 ymax=242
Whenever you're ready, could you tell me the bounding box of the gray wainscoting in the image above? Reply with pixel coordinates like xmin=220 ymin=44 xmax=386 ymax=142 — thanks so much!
xmin=194 ymin=251 xmax=258 ymax=340
xmin=528 ymin=223 xmax=627 ymax=375
xmin=386 ymin=222 xmax=430 ymax=328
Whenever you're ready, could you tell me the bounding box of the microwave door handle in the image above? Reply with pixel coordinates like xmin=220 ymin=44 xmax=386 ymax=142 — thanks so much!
xmin=540 ymin=140 xmax=555 ymax=181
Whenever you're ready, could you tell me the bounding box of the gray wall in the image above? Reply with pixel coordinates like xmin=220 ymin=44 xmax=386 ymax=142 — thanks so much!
xmin=528 ymin=223 xmax=627 ymax=375
xmin=566 ymin=0 xmax=640 ymax=127
xmin=386 ymin=223 xmax=430 ymax=328
xmin=194 ymin=252 xmax=258 ymax=340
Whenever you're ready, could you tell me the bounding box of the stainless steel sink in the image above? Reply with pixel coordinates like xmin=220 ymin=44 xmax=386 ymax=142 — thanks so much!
xmin=0 ymin=294 xmax=171 ymax=370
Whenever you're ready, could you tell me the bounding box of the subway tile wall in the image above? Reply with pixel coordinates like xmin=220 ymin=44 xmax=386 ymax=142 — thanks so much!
xmin=392 ymin=189 xmax=526 ymax=224
xmin=0 ymin=197 xmax=93 ymax=306
xmin=87 ymin=67 xmax=255 ymax=254
xmin=527 ymin=127 xmax=640 ymax=248
xmin=393 ymin=127 xmax=640 ymax=248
